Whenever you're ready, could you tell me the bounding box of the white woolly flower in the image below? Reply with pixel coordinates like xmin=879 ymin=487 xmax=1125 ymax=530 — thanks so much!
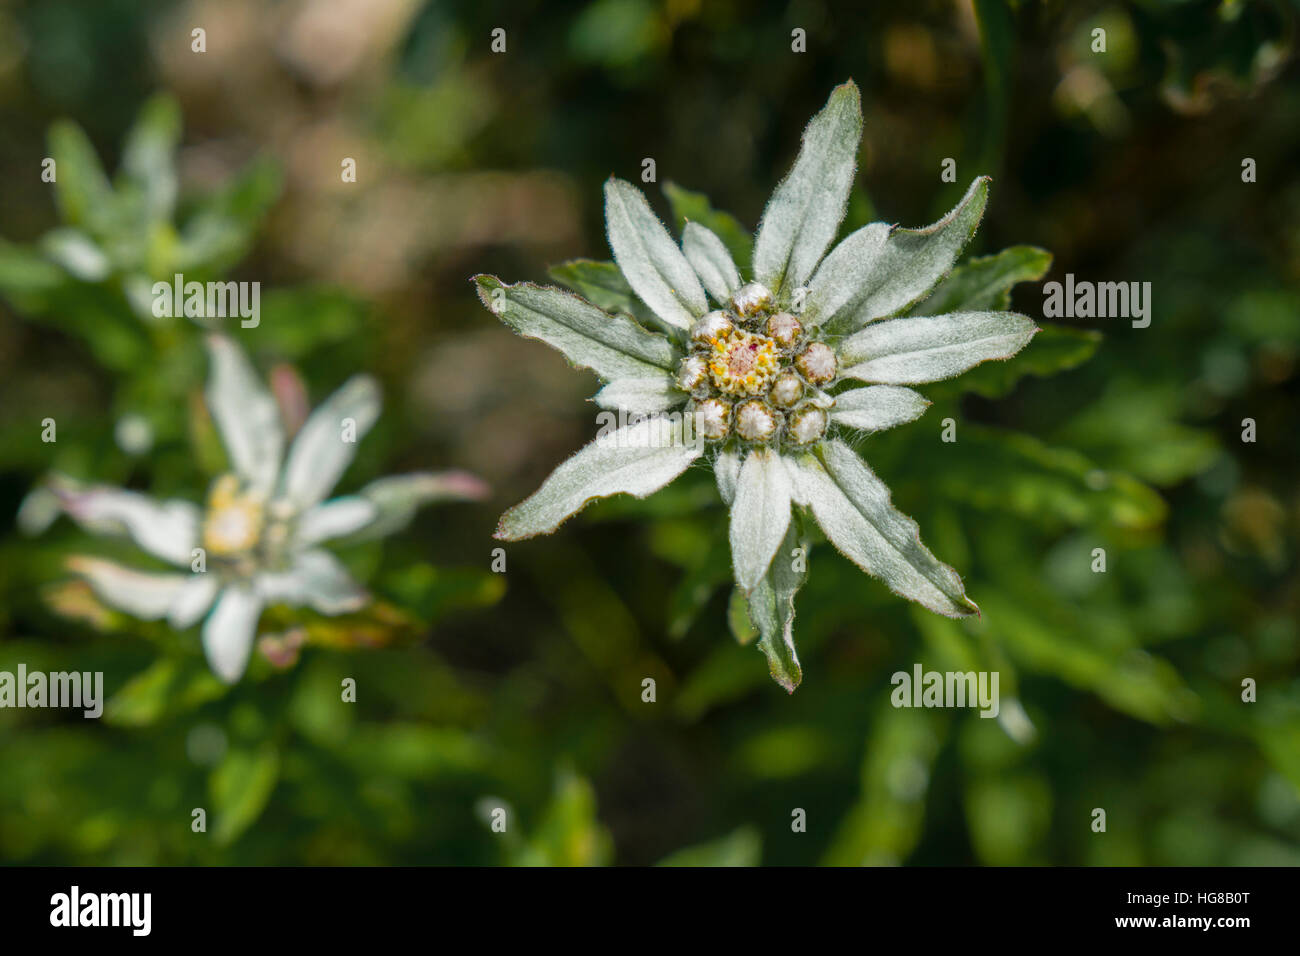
xmin=36 ymin=335 xmax=486 ymax=683
xmin=473 ymin=81 xmax=1039 ymax=692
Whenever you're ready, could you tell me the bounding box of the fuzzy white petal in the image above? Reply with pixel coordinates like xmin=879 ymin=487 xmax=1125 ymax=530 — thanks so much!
xmin=202 ymin=585 xmax=264 ymax=683
xmin=279 ymin=375 xmax=381 ymax=509
xmin=205 ymin=335 xmax=284 ymax=495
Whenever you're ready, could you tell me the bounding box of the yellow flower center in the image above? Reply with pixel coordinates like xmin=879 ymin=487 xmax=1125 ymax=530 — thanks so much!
xmin=202 ymin=474 xmax=266 ymax=556
xmin=707 ymin=329 xmax=779 ymax=396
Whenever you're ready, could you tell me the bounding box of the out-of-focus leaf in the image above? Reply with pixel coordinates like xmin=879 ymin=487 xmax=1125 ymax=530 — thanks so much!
xmin=823 ymin=707 xmax=947 ymax=865
xmin=932 ymin=424 xmax=1167 ymax=530
xmin=657 ymin=826 xmax=761 ymax=866
xmin=663 ymin=181 xmax=754 ymax=268
xmin=927 ymin=324 xmax=1100 ymax=399
xmin=120 ymin=93 xmax=181 ymax=222
xmin=210 ymin=744 xmax=280 ymax=845
xmin=1052 ymin=380 xmax=1219 ymax=485
xmin=512 ymin=768 xmax=612 ymax=867
xmin=381 ymin=563 xmax=505 ymax=624
xmin=976 ymin=590 xmax=1197 ymax=725
xmin=48 ymin=119 xmax=115 ymax=234
xmin=104 ymin=656 xmax=227 ymax=727
xmin=911 ymin=245 xmax=1052 ymax=314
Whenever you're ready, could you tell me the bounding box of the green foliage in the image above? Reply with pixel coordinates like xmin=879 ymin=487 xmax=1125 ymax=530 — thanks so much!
xmin=1 ymin=1 xmax=1296 ymax=868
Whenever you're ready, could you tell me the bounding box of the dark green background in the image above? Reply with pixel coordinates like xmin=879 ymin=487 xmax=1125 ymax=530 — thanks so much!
xmin=0 ymin=0 xmax=1297 ymax=865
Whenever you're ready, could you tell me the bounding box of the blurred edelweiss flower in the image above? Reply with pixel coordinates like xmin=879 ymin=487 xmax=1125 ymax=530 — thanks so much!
xmin=37 ymin=335 xmax=487 ymax=683
xmin=475 ymin=81 xmax=1039 ymax=692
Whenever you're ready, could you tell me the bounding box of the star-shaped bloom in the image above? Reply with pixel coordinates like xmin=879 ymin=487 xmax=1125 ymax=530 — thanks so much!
xmin=40 ymin=335 xmax=487 ymax=683
xmin=474 ymin=81 xmax=1038 ymax=691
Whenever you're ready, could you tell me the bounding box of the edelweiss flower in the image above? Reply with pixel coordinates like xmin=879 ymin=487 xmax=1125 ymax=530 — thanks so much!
xmin=474 ymin=81 xmax=1037 ymax=691
xmin=40 ymin=335 xmax=486 ymax=683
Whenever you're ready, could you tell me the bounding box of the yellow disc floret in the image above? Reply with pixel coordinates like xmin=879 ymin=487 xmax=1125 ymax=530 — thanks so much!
xmin=202 ymin=474 xmax=266 ymax=557
xmin=706 ymin=328 xmax=780 ymax=397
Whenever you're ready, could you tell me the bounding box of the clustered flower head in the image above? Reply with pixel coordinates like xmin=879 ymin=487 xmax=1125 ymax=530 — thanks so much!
xmin=33 ymin=335 xmax=486 ymax=683
xmin=475 ymin=81 xmax=1039 ymax=692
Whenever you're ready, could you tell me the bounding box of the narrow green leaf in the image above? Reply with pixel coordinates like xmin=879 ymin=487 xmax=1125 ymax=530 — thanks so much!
xmin=657 ymin=827 xmax=762 ymax=866
xmin=48 ymin=119 xmax=115 ymax=234
xmin=910 ymin=245 xmax=1052 ymax=314
xmin=548 ymin=258 xmax=639 ymax=315
xmin=663 ymin=181 xmax=754 ymax=268
xmin=210 ymin=744 xmax=280 ymax=845
xmin=121 ymin=93 xmax=182 ymax=222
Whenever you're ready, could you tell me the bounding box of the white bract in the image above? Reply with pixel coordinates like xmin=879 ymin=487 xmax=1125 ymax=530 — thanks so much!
xmin=474 ymin=81 xmax=1038 ymax=692
xmin=40 ymin=335 xmax=486 ymax=683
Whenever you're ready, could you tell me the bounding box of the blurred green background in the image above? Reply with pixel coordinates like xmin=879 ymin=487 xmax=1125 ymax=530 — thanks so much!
xmin=1 ymin=0 xmax=1298 ymax=865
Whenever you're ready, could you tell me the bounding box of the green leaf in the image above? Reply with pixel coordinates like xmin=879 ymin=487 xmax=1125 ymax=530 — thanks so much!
xmin=604 ymin=178 xmax=707 ymax=330
xmin=547 ymin=258 xmax=639 ymax=315
xmin=681 ymin=221 xmax=741 ymax=303
xmin=40 ymin=229 xmax=110 ymax=282
xmin=495 ymin=416 xmax=702 ymax=540
xmin=726 ymin=586 xmax=757 ymax=645
xmin=210 ymin=743 xmax=280 ymax=845
xmin=177 ymin=156 xmax=283 ymax=274
xmin=728 ymin=449 xmax=792 ymax=592
xmin=831 ymin=385 xmax=931 ymax=433
xmin=512 ymin=768 xmax=613 ymax=867
xmin=822 ymin=706 xmax=947 ymax=865
xmin=48 ymin=119 xmax=115 ymax=234
xmin=790 ymin=440 xmax=977 ymax=617
xmin=381 ymin=563 xmax=505 ymax=624
xmin=475 ymin=275 xmax=678 ymax=382
xmin=911 ymin=245 xmax=1052 ymax=314
xmin=663 ymin=181 xmax=753 ymax=268
xmin=103 ymin=656 xmax=227 ymax=727
xmin=753 ymin=81 xmax=862 ymax=296
xmin=928 ymin=324 xmax=1101 ymax=399
xmin=839 ymin=311 xmax=1038 ymax=384
xmin=934 ymin=424 xmax=1167 ymax=530
xmin=657 ymin=826 xmax=762 ymax=866
xmin=815 ymin=177 xmax=990 ymax=333
xmin=120 ymin=93 xmax=182 ymax=223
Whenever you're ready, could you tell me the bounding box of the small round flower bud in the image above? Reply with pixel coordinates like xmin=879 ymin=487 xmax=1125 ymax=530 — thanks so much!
xmin=769 ymin=372 xmax=803 ymax=408
xmin=735 ymin=400 xmax=778 ymax=442
xmin=787 ymin=405 xmax=828 ymax=445
xmin=766 ymin=312 xmax=802 ymax=348
xmin=795 ymin=342 xmax=837 ymax=384
xmin=691 ymin=310 xmax=734 ymax=346
xmin=695 ymin=398 xmax=731 ymax=440
xmin=731 ymin=282 xmax=772 ymax=318
xmin=677 ymin=355 xmax=708 ymax=392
